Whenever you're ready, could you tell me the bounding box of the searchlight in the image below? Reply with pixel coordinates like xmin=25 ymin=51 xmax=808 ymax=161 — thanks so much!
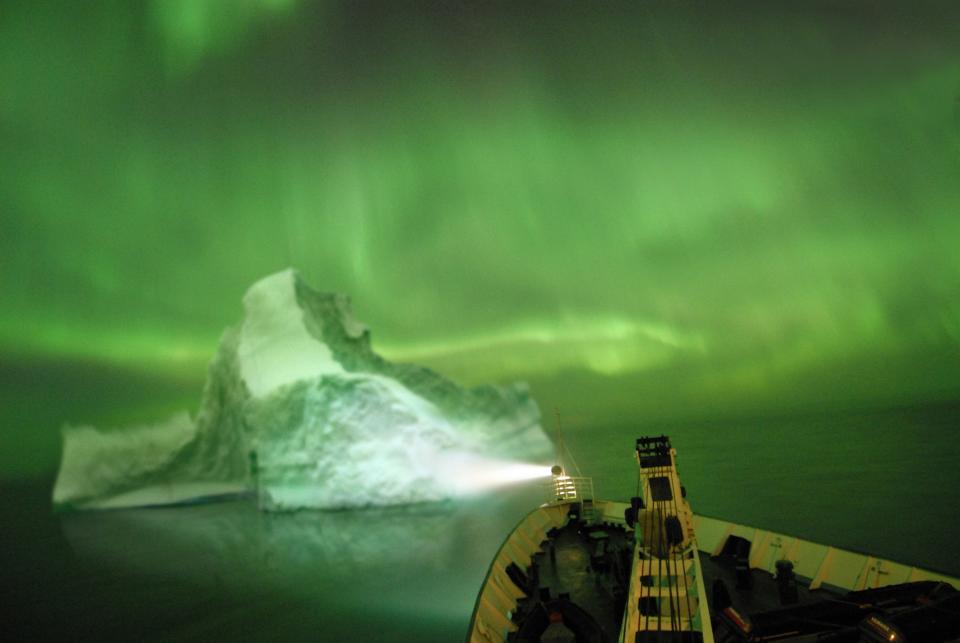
xmin=551 ymin=464 xmax=577 ymax=500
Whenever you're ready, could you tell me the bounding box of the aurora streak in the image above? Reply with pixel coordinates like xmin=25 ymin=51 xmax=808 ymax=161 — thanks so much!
xmin=2 ymin=1 xmax=959 ymax=477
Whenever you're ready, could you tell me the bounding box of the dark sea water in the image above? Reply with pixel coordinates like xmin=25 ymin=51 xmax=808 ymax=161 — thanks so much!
xmin=2 ymin=403 xmax=958 ymax=641
xmin=564 ymin=402 xmax=960 ymax=576
xmin=2 ymin=482 xmax=545 ymax=642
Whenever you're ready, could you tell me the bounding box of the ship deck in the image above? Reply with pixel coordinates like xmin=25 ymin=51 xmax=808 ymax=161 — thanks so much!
xmin=511 ymin=519 xmax=843 ymax=643
xmin=697 ymin=549 xmax=833 ymax=615
xmin=531 ymin=521 xmax=628 ymax=641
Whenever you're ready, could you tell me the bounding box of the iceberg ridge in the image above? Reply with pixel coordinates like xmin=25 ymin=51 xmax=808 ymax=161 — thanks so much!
xmin=53 ymin=269 xmax=551 ymax=510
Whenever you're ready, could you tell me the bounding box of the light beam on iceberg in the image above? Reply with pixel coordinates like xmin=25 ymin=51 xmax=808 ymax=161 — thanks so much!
xmin=434 ymin=453 xmax=553 ymax=495
xmin=53 ymin=269 xmax=553 ymax=511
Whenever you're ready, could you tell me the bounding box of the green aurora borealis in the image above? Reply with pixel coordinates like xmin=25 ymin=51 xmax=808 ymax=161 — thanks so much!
xmin=2 ymin=1 xmax=960 ymax=477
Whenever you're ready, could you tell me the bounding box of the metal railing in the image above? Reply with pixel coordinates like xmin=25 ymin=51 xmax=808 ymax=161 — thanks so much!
xmin=545 ymin=475 xmax=594 ymax=504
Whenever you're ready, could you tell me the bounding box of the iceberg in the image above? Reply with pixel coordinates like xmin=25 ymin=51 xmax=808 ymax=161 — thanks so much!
xmin=53 ymin=270 xmax=552 ymax=510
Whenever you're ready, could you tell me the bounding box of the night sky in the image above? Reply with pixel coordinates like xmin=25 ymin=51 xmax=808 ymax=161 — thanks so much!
xmin=3 ymin=1 xmax=960 ymax=477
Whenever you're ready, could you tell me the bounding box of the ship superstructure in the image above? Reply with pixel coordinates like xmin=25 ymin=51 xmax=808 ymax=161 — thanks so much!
xmin=623 ymin=436 xmax=712 ymax=641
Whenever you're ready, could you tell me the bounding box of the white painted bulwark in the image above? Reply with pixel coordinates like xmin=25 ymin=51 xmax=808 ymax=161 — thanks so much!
xmin=692 ymin=514 xmax=960 ymax=592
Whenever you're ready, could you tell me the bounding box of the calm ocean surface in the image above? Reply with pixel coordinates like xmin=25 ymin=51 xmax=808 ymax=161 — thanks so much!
xmin=2 ymin=403 xmax=957 ymax=641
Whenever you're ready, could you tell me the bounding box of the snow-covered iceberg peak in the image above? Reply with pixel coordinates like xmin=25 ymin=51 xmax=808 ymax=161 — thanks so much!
xmin=237 ymin=270 xmax=345 ymax=397
xmin=53 ymin=269 xmax=552 ymax=511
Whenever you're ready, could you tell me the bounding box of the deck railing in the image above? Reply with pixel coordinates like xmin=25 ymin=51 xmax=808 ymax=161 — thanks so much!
xmin=545 ymin=475 xmax=594 ymax=504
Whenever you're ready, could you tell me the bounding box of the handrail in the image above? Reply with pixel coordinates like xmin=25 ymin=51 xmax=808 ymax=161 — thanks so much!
xmin=544 ymin=475 xmax=594 ymax=505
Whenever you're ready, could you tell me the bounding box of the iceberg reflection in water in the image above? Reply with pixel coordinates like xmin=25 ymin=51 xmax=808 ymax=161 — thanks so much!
xmin=58 ymin=483 xmax=545 ymax=641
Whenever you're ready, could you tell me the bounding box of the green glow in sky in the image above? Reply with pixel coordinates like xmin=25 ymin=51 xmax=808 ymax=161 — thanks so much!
xmin=149 ymin=0 xmax=302 ymax=76
xmin=2 ymin=1 xmax=959 ymax=430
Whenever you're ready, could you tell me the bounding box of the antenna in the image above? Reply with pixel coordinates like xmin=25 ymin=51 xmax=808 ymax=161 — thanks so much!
xmin=554 ymin=408 xmax=563 ymax=470
xmin=553 ymin=409 xmax=583 ymax=478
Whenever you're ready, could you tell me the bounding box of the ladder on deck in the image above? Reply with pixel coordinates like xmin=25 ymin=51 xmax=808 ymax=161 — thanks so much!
xmin=582 ymin=498 xmax=596 ymax=523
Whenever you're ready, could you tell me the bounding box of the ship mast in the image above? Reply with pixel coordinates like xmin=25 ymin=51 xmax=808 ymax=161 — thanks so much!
xmin=552 ymin=409 xmax=582 ymax=478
